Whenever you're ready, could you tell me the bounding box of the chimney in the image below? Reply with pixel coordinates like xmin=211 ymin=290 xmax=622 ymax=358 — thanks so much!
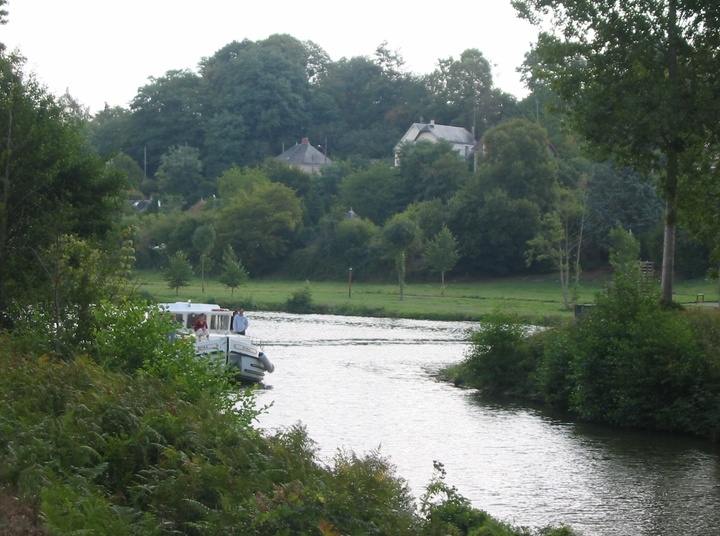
xmin=301 ymin=137 xmax=309 ymax=144
xmin=430 ymin=119 xmax=435 ymax=126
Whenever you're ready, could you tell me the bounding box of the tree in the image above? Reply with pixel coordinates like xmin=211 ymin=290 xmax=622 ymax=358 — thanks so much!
xmin=381 ymin=215 xmax=418 ymax=300
xmin=526 ymin=187 xmax=585 ymax=310
xmin=609 ymin=224 xmax=641 ymax=273
xmin=218 ymin=245 xmax=249 ymax=296
xmin=514 ymin=0 xmax=720 ymax=302
xmin=584 ymin=162 xmax=663 ymax=252
xmin=214 ymin=168 xmax=303 ymax=274
xmin=397 ymin=140 xmax=472 ymax=204
xmin=339 ymin=163 xmax=405 ymax=225
xmin=424 ymin=226 xmax=459 ymax=296
xmin=163 ymin=251 xmax=193 ymax=295
xmin=107 ymin=152 xmax=144 ymax=190
xmin=449 ymin=186 xmax=541 ymax=276
xmin=192 ymin=224 xmax=216 ymax=292
xmin=86 ymin=105 xmax=133 ymax=159
xmin=424 ymin=48 xmax=511 ymax=135
xmin=0 ymin=49 xmax=126 ymax=315
xmin=478 ymin=118 xmax=558 ymax=211
xmin=200 ymin=36 xmax=312 ymax=161
xmin=155 ymin=144 xmax=209 ymax=207
xmin=127 ymin=69 xmax=204 ymax=177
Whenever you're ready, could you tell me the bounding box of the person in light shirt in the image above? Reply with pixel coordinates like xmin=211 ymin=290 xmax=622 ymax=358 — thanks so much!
xmin=232 ymin=309 xmax=249 ymax=335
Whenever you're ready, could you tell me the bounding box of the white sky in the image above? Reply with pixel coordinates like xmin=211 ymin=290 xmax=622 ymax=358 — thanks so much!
xmin=1 ymin=0 xmax=538 ymax=115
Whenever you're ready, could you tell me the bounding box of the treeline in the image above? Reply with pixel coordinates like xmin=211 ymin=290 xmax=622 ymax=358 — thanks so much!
xmin=84 ymin=35 xmax=712 ymax=290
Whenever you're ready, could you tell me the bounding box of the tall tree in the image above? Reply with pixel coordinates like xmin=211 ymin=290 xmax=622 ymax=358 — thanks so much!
xmin=128 ymin=69 xmax=204 ymax=177
xmin=0 ymin=49 xmax=126 ymax=315
xmin=214 ymin=168 xmax=303 ymax=275
xmin=425 ymin=48 xmax=512 ymax=135
xmin=200 ymin=35 xmax=312 ymax=162
xmin=526 ymin=188 xmax=586 ymax=310
xmin=155 ymin=144 xmax=210 ymax=207
xmin=397 ymin=140 xmax=472 ymax=204
xmin=479 ymin=118 xmax=558 ymax=211
xmin=513 ymin=0 xmax=720 ymax=302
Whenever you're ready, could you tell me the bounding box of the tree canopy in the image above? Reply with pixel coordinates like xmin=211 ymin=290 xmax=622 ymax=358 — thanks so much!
xmin=513 ymin=0 xmax=720 ymax=301
xmin=0 ymin=49 xmax=126 ymax=316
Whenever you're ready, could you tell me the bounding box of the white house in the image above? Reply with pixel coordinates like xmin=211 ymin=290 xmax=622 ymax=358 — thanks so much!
xmin=394 ymin=120 xmax=476 ymax=166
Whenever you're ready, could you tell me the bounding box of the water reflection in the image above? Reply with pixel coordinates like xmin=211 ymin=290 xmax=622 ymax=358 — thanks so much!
xmin=249 ymin=312 xmax=720 ymax=536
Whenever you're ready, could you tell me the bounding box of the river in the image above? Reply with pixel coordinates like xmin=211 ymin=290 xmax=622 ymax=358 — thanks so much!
xmin=248 ymin=312 xmax=720 ymax=536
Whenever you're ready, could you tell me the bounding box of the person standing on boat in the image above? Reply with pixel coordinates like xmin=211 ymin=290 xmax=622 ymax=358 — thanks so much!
xmin=233 ymin=309 xmax=249 ymax=335
xmin=193 ymin=314 xmax=209 ymax=340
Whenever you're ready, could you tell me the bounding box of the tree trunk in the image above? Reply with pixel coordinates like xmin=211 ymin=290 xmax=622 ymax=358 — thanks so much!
xmin=661 ymin=199 xmax=676 ymax=303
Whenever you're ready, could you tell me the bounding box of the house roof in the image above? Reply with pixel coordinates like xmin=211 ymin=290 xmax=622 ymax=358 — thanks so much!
xmin=400 ymin=122 xmax=476 ymax=147
xmin=276 ymin=138 xmax=331 ymax=167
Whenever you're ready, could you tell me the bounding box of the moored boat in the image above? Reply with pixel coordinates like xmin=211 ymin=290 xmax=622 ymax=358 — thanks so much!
xmin=159 ymin=301 xmax=274 ymax=383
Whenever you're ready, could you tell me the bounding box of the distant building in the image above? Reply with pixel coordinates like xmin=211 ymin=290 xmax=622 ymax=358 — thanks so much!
xmin=276 ymin=138 xmax=332 ymax=174
xmin=394 ymin=120 xmax=476 ymax=166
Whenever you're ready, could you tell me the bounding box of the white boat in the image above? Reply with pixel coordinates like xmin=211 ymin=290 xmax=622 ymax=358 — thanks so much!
xmin=159 ymin=301 xmax=274 ymax=383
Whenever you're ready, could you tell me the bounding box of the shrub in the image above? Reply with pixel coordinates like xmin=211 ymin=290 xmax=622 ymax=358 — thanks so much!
xmin=462 ymin=310 xmax=533 ymax=394
xmin=285 ymin=284 xmax=314 ymax=313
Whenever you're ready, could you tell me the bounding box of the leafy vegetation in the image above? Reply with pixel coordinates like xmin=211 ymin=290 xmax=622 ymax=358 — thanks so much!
xmin=5 ymin=1 xmax=720 ymax=531
xmin=454 ymin=265 xmax=720 ymax=441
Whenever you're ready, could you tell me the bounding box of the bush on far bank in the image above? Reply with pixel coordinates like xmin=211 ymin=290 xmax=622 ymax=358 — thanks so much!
xmin=457 ymin=269 xmax=720 ymax=442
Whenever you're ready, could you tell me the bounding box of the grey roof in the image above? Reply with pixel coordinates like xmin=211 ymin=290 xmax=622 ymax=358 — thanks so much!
xmin=411 ymin=122 xmax=475 ymax=145
xmin=276 ymin=140 xmax=331 ymax=167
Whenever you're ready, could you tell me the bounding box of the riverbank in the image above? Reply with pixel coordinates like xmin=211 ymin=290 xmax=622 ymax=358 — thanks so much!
xmin=134 ymin=269 xmax=718 ymax=325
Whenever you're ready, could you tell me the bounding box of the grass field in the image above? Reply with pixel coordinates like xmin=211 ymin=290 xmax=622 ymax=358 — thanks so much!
xmin=133 ymin=269 xmax=720 ymax=325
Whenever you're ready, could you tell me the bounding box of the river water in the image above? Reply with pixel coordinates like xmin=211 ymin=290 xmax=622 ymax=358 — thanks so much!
xmin=249 ymin=312 xmax=720 ymax=536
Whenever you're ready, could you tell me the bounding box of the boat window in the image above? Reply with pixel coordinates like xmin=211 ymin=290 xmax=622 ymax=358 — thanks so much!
xmin=210 ymin=315 xmax=230 ymax=331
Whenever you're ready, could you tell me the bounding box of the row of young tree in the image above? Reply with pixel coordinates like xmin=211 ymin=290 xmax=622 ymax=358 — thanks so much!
xmin=124 ymin=119 xmax=702 ymax=310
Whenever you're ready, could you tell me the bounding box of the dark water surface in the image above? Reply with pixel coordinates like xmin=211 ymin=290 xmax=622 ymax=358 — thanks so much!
xmin=248 ymin=312 xmax=720 ymax=536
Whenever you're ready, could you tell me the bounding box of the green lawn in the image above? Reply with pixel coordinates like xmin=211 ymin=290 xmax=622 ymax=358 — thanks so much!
xmin=132 ymin=269 xmax=720 ymax=325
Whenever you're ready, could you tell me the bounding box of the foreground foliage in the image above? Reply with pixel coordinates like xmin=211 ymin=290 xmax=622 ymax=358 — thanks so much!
xmin=459 ymin=267 xmax=720 ymax=441
xmin=0 ymin=299 xmax=575 ymax=535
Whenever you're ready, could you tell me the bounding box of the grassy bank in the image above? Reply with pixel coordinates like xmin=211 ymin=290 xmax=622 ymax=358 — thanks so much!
xmin=133 ymin=270 xmax=719 ymax=325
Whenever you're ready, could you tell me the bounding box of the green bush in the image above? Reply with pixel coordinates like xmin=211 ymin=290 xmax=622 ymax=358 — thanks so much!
xmin=285 ymin=284 xmax=314 ymax=313
xmin=462 ymin=310 xmax=533 ymax=394
xmin=532 ymin=326 xmax=574 ymax=409
xmin=525 ymin=268 xmax=720 ymax=439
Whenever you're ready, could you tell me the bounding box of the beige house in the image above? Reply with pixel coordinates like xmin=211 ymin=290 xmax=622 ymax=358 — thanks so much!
xmin=276 ymin=138 xmax=331 ymax=174
xmin=394 ymin=120 xmax=476 ymax=166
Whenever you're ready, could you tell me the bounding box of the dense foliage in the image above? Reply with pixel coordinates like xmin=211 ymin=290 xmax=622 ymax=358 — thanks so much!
xmin=4 ymin=3 xmax=720 ymax=530
xmin=513 ymin=0 xmax=720 ymax=301
xmin=85 ymin=32 xmax=715 ymax=286
xmin=458 ymin=266 xmax=720 ymax=441
xmin=1 ymin=299 xmax=578 ymax=535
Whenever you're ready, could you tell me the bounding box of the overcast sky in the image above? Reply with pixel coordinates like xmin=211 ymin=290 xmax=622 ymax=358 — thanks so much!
xmin=2 ymin=0 xmax=538 ymax=114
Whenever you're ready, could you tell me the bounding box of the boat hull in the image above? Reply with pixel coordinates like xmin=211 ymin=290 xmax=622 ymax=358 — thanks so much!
xmin=195 ymin=335 xmax=273 ymax=383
